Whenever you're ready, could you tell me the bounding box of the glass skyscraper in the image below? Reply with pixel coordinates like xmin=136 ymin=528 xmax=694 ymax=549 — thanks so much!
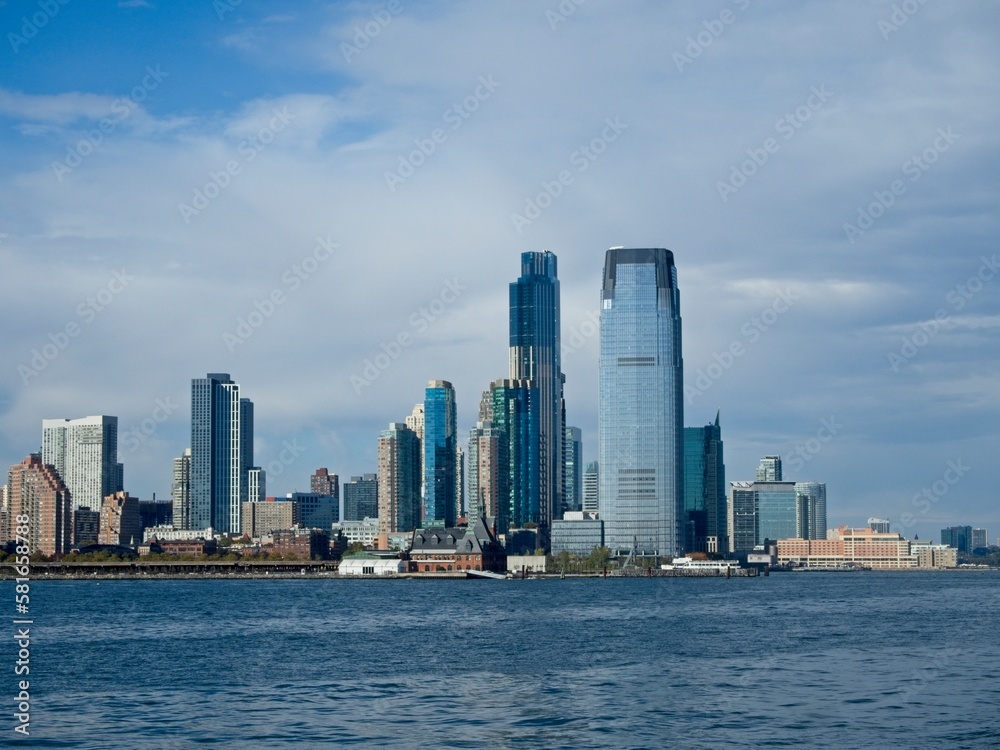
xmin=41 ymin=415 xmax=124 ymax=513
xmin=423 ymin=380 xmax=457 ymax=527
xmin=486 ymin=378 xmax=539 ymax=534
xmin=509 ymin=251 xmax=564 ymax=544
xmin=683 ymin=411 xmax=726 ymax=553
xmin=190 ymin=373 xmax=254 ymax=534
xmin=598 ymin=247 xmax=684 ymax=557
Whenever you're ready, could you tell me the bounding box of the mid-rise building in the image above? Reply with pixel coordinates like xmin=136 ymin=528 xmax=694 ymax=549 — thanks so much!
xmin=683 ymin=413 xmax=726 ymax=553
xmin=423 ymin=380 xmax=457 ymax=527
xmin=332 ymin=517 xmax=379 ymax=548
xmin=190 ymin=373 xmax=254 ymax=534
xmin=582 ymin=461 xmax=599 ymax=513
xmin=940 ymin=526 xmax=973 ymax=554
xmin=563 ymin=426 xmax=583 ymax=512
xmin=867 ymin=517 xmax=890 ymax=534
xmin=343 ymin=474 xmax=378 ymax=522
xmin=778 ymin=526 xmax=921 ymax=569
xmin=98 ymin=491 xmax=142 ymax=547
xmin=272 ymin=528 xmax=329 ymax=560
xmin=911 ymin=539 xmax=959 ymax=568
xmin=377 ymin=423 xmax=421 ymax=534
xmin=241 ymin=499 xmax=299 ymax=537
xmin=138 ymin=500 xmax=172 ymax=540
xmin=7 ymin=454 xmax=72 ymax=556
xmin=551 ymin=511 xmax=604 ymax=556
xmin=971 ymin=528 xmax=989 ymax=550
xmin=171 ymin=448 xmax=192 ymax=531
xmin=795 ymin=482 xmax=827 ymax=541
xmin=310 ymin=468 xmax=338 ymax=497
xmin=756 ymin=455 xmax=782 ymax=482
xmin=288 ymin=492 xmax=338 ymax=530
xmin=41 ymin=415 xmax=123 ymax=513
xmin=509 ymin=250 xmax=565 ymax=544
xmin=73 ymin=507 xmax=100 ymax=546
xmin=599 ymin=248 xmax=684 ymax=557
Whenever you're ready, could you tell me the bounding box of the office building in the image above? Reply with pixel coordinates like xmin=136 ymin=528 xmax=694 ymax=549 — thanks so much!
xmin=972 ymin=528 xmax=989 ymax=550
xmin=456 ymin=445 xmax=465 ymax=521
xmin=509 ymin=250 xmax=564 ymax=543
xmin=940 ymin=526 xmax=973 ymax=554
xmin=288 ymin=492 xmax=338 ymax=530
xmin=564 ymin=426 xmax=583 ymax=512
xmin=756 ymin=456 xmax=782 ymax=482
xmin=599 ymin=248 xmax=684 ymax=557
xmin=423 ymin=380 xmax=457 ymax=527
xmin=728 ymin=481 xmax=802 ymax=552
xmin=794 ymin=482 xmax=827 ymax=540
xmin=551 ymin=511 xmax=604 ymax=556
xmin=98 ymin=491 xmax=142 ymax=547
xmin=489 ymin=378 xmax=539 ymax=534
xmin=343 ymin=474 xmax=378 ymax=522
xmin=73 ymin=507 xmax=100 ymax=546
xmin=138 ymin=500 xmax=173 ymax=538
xmin=41 ymin=415 xmax=123 ymax=513
xmin=6 ymin=454 xmax=72 ymax=556
xmin=405 ymin=403 xmax=425 ymax=498
xmin=583 ymin=461 xmax=599 ymax=513
xmin=377 ymin=423 xmax=421 ymax=534
xmin=190 ymin=373 xmax=254 ymax=534
xmin=683 ymin=413 xmax=726 ymax=553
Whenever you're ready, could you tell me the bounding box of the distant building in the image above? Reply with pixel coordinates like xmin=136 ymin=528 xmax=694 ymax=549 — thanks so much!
xmin=272 ymin=528 xmax=330 ymax=560
xmin=41 ymin=415 xmax=123 ymax=513
xmin=506 ymin=555 xmax=547 ymax=573
xmin=138 ymin=500 xmax=173 ymax=537
xmin=310 ymin=468 xmax=338 ymax=498
xmin=551 ymin=511 xmax=604 ymax=556
xmin=911 ymin=540 xmax=958 ymax=568
xmin=7 ymin=454 xmax=73 ymax=556
xmin=867 ymin=517 xmax=890 ymax=534
xmin=158 ymin=538 xmax=217 ymax=557
xmin=756 ymin=456 xmax=782 ymax=482
xmin=171 ymin=449 xmax=192 ymax=530
xmin=143 ymin=525 xmax=216 ymax=543
xmin=423 ymin=380 xmax=457 ymax=527
xmin=343 ymin=474 xmax=378 ymax=522
xmin=971 ymin=528 xmax=989 ymax=550
xmin=247 ymin=467 xmax=266 ymax=503
xmin=288 ymin=492 xmax=337 ymax=529
xmin=563 ymin=426 xmax=583 ymax=512
xmin=794 ymin=482 xmax=827 ymax=541
xmin=332 ymin=517 xmax=379 ymax=548
xmin=73 ymin=507 xmax=100 ymax=546
xmin=242 ymin=499 xmax=299 ymax=537
xmin=683 ymin=413 xmax=726 ymax=553
xmin=940 ymin=526 xmax=973 ymax=554
xmin=99 ymin=491 xmax=142 ymax=547
xmin=338 ymin=553 xmax=406 ymax=576
xmin=728 ymin=481 xmax=814 ymax=552
xmin=408 ymin=516 xmax=505 ymax=574
xmin=582 ymin=461 xmax=599 ymax=513
xmin=778 ymin=526 xmax=921 ymax=569
xmin=467 ymin=421 xmax=505 ymax=524
xmin=377 ymin=423 xmax=421 ymax=534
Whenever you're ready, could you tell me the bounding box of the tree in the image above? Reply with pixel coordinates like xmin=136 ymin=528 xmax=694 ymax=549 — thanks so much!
xmin=346 ymin=541 xmax=364 ymax=556
xmin=556 ymin=549 xmax=572 ymax=573
xmin=586 ymin=546 xmax=612 ymax=571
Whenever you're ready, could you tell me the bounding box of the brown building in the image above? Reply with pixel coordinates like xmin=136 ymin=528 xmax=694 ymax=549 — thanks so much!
xmin=7 ymin=454 xmax=73 ymax=556
xmin=99 ymin=491 xmax=142 ymax=547
xmin=272 ymin=527 xmax=330 ymax=559
xmin=311 ymin=467 xmax=339 ymax=497
xmin=408 ymin=516 xmax=506 ymax=574
xmin=778 ymin=526 xmax=921 ymax=569
xmin=241 ymin=499 xmax=299 ymax=537
xmin=156 ymin=539 xmax=218 ymax=557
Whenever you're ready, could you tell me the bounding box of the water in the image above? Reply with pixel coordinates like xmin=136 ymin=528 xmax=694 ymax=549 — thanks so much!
xmin=2 ymin=572 xmax=998 ymax=749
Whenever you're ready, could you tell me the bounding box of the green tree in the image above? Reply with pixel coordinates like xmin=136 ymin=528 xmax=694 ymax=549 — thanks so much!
xmin=556 ymin=549 xmax=572 ymax=572
xmin=586 ymin=546 xmax=612 ymax=571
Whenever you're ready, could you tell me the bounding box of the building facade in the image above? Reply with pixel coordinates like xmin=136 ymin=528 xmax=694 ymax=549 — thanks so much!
xmin=247 ymin=467 xmax=266 ymax=504
xmin=756 ymin=456 xmax=782 ymax=482
xmin=794 ymin=482 xmax=827 ymax=540
xmin=583 ymin=461 xmax=599 ymax=513
xmin=940 ymin=526 xmax=973 ymax=554
xmin=190 ymin=373 xmax=254 ymax=534
xmin=599 ymin=248 xmax=684 ymax=557
xmin=241 ymin=499 xmax=299 ymax=537
xmin=423 ymin=380 xmax=457 ymax=527
xmin=489 ymin=378 xmax=539 ymax=534
xmin=683 ymin=412 xmax=726 ymax=553
xmin=509 ymin=250 xmax=564 ymax=545
xmin=551 ymin=511 xmax=605 ymax=556
xmin=171 ymin=448 xmax=192 ymax=531
xmin=408 ymin=516 xmax=506 ymax=574
xmin=98 ymin=491 xmax=142 ymax=547
xmin=563 ymin=426 xmax=583 ymax=513
xmin=467 ymin=421 xmax=505 ymax=524
xmin=7 ymin=454 xmax=73 ymax=556
xmin=41 ymin=415 xmax=123 ymax=513
xmin=343 ymin=474 xmax=378 ymax=522
xmin=377 ymin=423 xmax=421 ymax=534
xmin=289 ymin=492 xmax=338 ymax=530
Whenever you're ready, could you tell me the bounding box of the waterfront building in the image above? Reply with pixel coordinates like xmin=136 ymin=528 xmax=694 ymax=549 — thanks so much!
xmin=377 ymin=423 xmax=421 ymax=534
xmin=156 ymin=538 xmax=217 ymax=557
xmin=777 ymin=526 xmax=942 ymax=569
xmin=343 ymin=474 xmax=378 ymax=522
xmin=423 ymin=380 xmax=457 ymax=527
xmin=683 ymin=413 xmax=726 ymax=553
xmin=971 ymin=528 xmax=989 ymax=550
xmin=41 ymin=415 xmax=123 ymax=513
xmin=6 ymin=454 xmax=72 ymax=556
xmin=727 ymin=481 xmax=800 ymax=552
xmin=241 ymin=499 xmax=299 ymax=537
xmin=272 ymin=528 xmax=329 ymax=560
xmin=583 ymin=461 xmax=599 ymax=513
xmin=940 ymin=526 xmax=973 ymax=554
xmin=599 ymin=248 xmax=684 ymax=557
xmin=795 ymin=482 xmax=827 ymax=541
xmin=510 ymin=250 xmax=564 ymax=544
xmin=911 ymin=540 xmax=959 ymax=568
xmin=142 ymin=525 xmax=216 ymax=543
xmin=171 ymin=449 xmax=192 ymax=531
xmin=338 ymin=553 xmax=407 ymax=576
xmin=564 ymin=426 xmax=583 ymax=512
xmin=408 ymin=516 xmax=506 ymax=573
xmin=189 ymin=373 xmax=254 ymax=534
xmin=756 ymin=456 xmax=782 ymax=482
xmin=551 ymin=511 xmax=604 ymax=556
xmin=98 ymin=491 xmax=142 ymax=547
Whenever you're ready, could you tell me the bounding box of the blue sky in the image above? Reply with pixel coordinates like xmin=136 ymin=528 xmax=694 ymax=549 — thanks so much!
xmin=1 ymin=0 xmax=998 ymax=543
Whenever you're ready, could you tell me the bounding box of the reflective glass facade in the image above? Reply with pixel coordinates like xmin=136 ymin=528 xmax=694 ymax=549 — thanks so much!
xmin=598 ymin=248 xmax=684 ymax=556
xmin=423 ymin=380 xmax=457 ymax=527
xmin=490 ymin=378 xmax=539 ymax=534
xmin=683 ymin=412 xmax=726 ymax=552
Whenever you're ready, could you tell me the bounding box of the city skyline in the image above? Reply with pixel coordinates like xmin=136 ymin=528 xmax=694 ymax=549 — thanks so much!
xmin=1 ymin=3 xmax=998 ymax=544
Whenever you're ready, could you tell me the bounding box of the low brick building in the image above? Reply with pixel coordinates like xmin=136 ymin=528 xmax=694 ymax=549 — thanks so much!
xmin=272 ymin=528 xmax=330 ymax=560
xmin=409 ymin=516 xmax=506 ymax=574
xmin=154 ymin=538 xmax=218 ymax=557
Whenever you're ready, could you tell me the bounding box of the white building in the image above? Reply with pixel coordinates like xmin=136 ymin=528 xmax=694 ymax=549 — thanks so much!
xmin=143 ymin=525 xmax=216 ymax=543
xmin=339 ymin=554 xmax=406 ymax=576
xmin=332 ymin=517 xmax=379 ymax=547
xmin=42 ymin=415 xmax=123 ymax=512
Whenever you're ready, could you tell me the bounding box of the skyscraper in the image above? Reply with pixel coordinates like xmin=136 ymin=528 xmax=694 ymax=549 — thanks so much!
xmin=794 ymin=481 xmax=826 ymax=540
xmin=509 ymin=250 xmax=564 ymax=545
xmin=190 ymin=373 xmax=254 ymax=534
xmin=598 ymin=248 xmax=684 ymax=557
xmin=467 ymin=420 xmax=505 ymax=524
xmin=377 ymin=423 xmax=421 ymax=534
xmin=583 ymin=461 xmax=599 ymax=513
xmin=490 ymin=378 xmax=539 ymax=534
xmin=311 ymin=468 xmax=338 ymax=497
xmin=6 ymin=454 xmax=72 ymax=556
xmin=248 ymin=467 xmax=266 ymax=504
xmin=756 ymin=456 xmax=782 ymax=482
xmin=683 ymin=412 xmax=726 ymax=553
xmin=423 ymin=380 xmax=457 ymax=527
xmin=563 ymin=426 xmax=583 ymax=513
xmin=41 ymin=415 xmax=123 ymax=512
xmin=171 ymin=449 xmax=192 ymax=531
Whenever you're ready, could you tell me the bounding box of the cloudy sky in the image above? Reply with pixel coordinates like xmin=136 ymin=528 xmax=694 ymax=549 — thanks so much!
xmin=2 ymin=0 xmax=998 ymax=543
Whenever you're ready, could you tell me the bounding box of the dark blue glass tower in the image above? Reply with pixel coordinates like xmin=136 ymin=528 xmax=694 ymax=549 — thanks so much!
xmin=423 ymin=380 xmax=457 ymax=527
xmin=509 ymin=251 xmax=563 ymax=544
xmin=683 ymin=411 xmax=726 ymax=553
